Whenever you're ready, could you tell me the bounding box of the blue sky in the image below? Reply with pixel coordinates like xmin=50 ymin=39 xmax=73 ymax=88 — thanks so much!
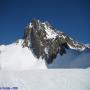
xmin=0 ymin=0 xmax=90 ymax=44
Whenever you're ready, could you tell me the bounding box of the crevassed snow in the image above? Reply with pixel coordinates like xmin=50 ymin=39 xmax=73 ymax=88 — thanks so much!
xmin=0 ymin=39 xmax=47 ymax=70
xmin=0 ymin=69 xmax=90 ymax=90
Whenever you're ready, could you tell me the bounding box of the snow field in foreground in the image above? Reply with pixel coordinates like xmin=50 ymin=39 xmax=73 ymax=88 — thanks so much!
xmin=0 ymin=69 xmax=90 ymax=90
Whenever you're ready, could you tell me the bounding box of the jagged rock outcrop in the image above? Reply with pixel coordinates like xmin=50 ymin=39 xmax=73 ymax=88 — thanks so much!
xmin=22 ymin=19 xmax=86 ymax=64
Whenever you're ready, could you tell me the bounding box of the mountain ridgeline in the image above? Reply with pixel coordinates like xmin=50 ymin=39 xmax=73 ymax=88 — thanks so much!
xmin=22 ymin=19 xmax=86 ymax=64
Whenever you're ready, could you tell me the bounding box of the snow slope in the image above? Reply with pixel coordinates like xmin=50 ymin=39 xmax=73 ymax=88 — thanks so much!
xmin=0 ymin=40 xmax=47 ymax=70
xmin=0 ymin=39 xmax=90 ymax=70
xmin=0 ymin=69 xmax=90 ymax=90
xmin=48 ymin=49 xmax=90 ymax=68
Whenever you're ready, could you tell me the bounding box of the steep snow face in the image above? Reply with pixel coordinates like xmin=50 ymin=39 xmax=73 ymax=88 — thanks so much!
xmin=0 ymin=39 xmax=47 ymax=70
xmin=42 ymin=22 xmax=58 ymax=39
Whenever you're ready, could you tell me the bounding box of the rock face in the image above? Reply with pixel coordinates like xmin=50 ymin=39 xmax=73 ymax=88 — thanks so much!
xmin=22 ymin=19 xmax=86 ymax=64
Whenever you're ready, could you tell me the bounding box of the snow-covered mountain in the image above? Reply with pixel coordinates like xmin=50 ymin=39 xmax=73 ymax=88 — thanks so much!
xmin=23 ymin=19 xmax=90 ymax=62
xmin=0 ymin=40 xmax=47 ymax=70
xmin=0 ymin=19 xmax=90 ymax=70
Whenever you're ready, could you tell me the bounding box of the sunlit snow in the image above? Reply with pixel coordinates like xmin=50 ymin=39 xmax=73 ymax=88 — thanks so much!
xmin=0 ymin=39 xmax=47 ymax=70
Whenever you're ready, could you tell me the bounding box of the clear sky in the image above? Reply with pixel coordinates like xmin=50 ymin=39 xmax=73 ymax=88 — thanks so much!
xmin=0 ymin=0 xmax=90 ymax=44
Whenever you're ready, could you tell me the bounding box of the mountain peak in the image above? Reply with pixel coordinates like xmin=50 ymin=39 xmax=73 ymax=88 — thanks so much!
xmin=0 ymin=19 xmax=90 ymax=69
xmin=22 ymin=19 xmax=88 ymax=64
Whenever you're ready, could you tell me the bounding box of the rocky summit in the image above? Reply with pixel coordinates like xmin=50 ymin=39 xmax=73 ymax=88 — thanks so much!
xmin=22 ymin=19 xmax=88 ymax=64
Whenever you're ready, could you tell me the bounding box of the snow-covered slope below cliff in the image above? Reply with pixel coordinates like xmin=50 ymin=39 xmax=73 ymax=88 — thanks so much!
xmin=0 ymin=39 xmax=90 ymax=70
xmin=48 ymin=49 xmax=90 ymax=68
xmin=0 ymin=39 xmax=47 ymax=70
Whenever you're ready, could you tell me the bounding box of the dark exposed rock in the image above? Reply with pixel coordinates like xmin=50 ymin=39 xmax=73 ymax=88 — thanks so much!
xmin=22 ymin=19 xmax=85 ymax=64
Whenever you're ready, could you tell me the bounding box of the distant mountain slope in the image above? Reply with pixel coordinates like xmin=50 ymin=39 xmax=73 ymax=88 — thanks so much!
xmin=48 ymin=49 xmax=90 ymax=68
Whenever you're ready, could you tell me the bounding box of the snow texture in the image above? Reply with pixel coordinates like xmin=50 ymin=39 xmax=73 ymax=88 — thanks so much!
xmin=0 ymin=69 xmax=90 ymax=90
